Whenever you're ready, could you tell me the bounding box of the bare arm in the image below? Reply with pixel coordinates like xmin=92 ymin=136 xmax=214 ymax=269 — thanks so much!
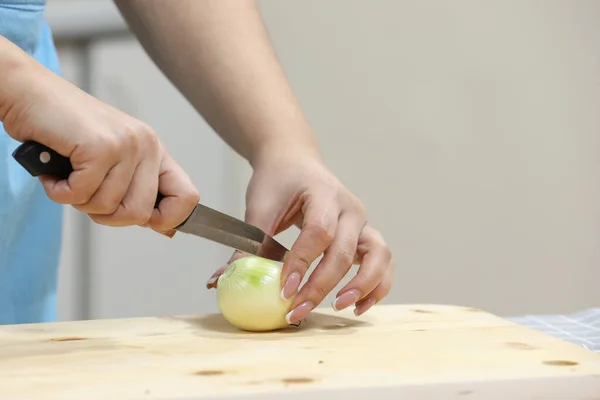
xmin=113 ymin=0 xmax=320 ymax=166
xmin=0 ymin=35 xmax=36 ymax=120
xmin=115 ymin=0 xmax=395 ymax=320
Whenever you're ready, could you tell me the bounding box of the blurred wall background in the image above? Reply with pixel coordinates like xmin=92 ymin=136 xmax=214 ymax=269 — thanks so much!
xmin=46 ymin=0 xmax=600 ymax=321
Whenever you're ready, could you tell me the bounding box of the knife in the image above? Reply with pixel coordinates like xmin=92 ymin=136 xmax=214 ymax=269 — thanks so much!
xmin=12 ymin=141 xmax=289 ymax=263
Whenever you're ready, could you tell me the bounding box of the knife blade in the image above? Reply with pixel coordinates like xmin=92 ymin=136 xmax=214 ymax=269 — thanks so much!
xmin=12 ymin=141 xmax=289 ymax=263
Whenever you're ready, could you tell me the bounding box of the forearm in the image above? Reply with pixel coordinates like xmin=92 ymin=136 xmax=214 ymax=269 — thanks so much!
xmin=114 ymin=0 xmax=320 ymax=166
xmin=0 ymin=35 xmax=36 ymax=122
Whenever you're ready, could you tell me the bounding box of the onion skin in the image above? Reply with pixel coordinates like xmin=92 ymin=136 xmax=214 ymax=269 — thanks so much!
xmin=216 ymin=256 xmax=295 ymax=332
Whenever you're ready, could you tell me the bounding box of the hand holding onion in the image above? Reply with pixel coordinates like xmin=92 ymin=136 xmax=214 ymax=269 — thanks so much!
xmin=208 ymin=151 xmax=394 ymax=330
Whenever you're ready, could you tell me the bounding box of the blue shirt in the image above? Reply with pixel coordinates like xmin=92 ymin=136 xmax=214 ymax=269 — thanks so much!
xmin=0 ymin=0 xmax=63 ymax=324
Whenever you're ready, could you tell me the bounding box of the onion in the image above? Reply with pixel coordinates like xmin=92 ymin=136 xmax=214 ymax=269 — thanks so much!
xmin=216 ymin=255 xmax=295 ymax=332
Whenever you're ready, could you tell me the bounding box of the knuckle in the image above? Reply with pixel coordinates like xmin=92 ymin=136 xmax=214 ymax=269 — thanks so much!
xmin=389 ymin=256 xmax=396 ymax=270
xmin=139 ymin=212 xmax=154 ymax=225
xmin=95 ymin=195 xmax=122 ymax=214
xmin=138 ymin=123 xmax=159 ymax=147
xmin=313 ymin=286 xmax=329 ymax=301
xmin=379 ymin=281 xmax=393 ymax=298
xmin=144 ymin=131 xmax=160 ymax=154
xmin=99 ymin=134 xmax=121 ymax=155
xmin=328 ymin=180 xmax=342 ymax=197
xmin=104 ymin=201 xmax=121 ymax=215
xmin=377 ymin=268 xmax=395 ymax=299
xmin=352 ymin=197 xmax=366 ymax=217
xmin=44 ymin=191 xmax=63 ymax=204
xmin=88 ymin=215 xmax=102 ymax=225
xmin=292 ymin=253 xmax=313 ymax=271
xmin=370 ymin=227 xmax=386 ymax=243
xmin=72 ymin=190 xmax=94 ymax=205
xmin=88 ymin=214 xmax=113 ymax=227
xmin=122 ymin=119 xmax=144 ymax=136
xmin=125 ymin=126 xmax=141 ymax=154
xmin=363 ymin=226 xmax=388 ymax=248
xmin=72 ymin=203 xmax=86 ymax=214
xmin=383 ymin=246 xmax=393 ymax=263
xmin=185 ymin=188 xmax=200 ymax=206
xmin=150 ymin=221 xmax=170 ymax=233
xmin=123 ymin=120 xmax=159 ymax=152
xmin=308 ymin=223 xmax=334 ymax=245
xmin=128 ymin=208 xmax=152 ymax=225
xmin=337 ymin=247 xmax=355 ymax=266
xmin=352 ymin=275 xmax=372 ymax=292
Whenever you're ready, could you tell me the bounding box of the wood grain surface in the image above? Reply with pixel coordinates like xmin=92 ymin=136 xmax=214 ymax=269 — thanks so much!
xmin=0 ymin=304 xmax=599 ymax=399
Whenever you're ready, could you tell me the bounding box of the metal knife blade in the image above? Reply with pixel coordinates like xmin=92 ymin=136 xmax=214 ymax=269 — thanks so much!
xmin=12 ymin=141 xmax=289 ymax=262
xmin=176 ymin=203 xmax=288 ymax=262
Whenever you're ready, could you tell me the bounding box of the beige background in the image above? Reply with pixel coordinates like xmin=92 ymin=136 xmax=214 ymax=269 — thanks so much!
xmin=46 ymin=0 xmax=600 ymax=321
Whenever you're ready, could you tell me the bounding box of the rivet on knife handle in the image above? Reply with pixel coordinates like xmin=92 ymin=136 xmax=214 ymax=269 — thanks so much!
xmin=12 ymin=141 xmax=164 ymax=209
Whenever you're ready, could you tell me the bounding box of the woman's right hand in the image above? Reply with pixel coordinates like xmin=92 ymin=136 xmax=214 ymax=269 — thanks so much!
xmin=0 ymin=36 xmax=199 ymax=234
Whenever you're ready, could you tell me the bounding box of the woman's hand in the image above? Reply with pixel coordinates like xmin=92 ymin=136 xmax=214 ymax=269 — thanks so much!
xmin=207 ymin=150 xmax=394 ymax=323
xmin=0 ymin=38 xmax=199 ymax=234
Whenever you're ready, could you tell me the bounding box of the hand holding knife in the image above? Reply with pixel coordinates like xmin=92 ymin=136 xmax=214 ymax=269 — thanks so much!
xmin=12 ymin=141 xmax=289 ymax=263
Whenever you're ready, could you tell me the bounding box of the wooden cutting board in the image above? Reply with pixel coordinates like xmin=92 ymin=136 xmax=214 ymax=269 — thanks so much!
xmin=0 ymin=304 xmax=599 ymax=400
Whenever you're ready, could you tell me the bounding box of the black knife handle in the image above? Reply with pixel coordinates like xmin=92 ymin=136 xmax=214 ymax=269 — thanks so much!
xmin=12 ymin=141 xmax=164 ymax=209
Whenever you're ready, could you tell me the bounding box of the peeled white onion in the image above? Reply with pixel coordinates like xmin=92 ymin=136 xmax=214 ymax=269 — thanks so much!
xmin=216 ymin=255 xmax=295 ymax=332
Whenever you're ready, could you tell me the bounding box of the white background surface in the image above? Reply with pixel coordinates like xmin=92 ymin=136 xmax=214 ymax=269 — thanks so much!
xmin=48 ymin=0 xmax=600 ymax=322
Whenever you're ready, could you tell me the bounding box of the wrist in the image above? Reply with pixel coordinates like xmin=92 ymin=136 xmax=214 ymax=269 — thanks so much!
xmin=0 ymin=36 xmax=36 ymax=122
xmin=247 ymin=129 xmax=322 ymax=169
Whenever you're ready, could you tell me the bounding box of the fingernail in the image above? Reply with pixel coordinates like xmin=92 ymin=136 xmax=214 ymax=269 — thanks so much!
xmin=354 ymin=297 xmax=376 ymax=317
xmin=332 ymin=289 xmax=361 ymax=311
xmin=280 ymin=272 xmax=301 ymax=300
xmin=285 ymin=301 xmax=313 ymax=324
xmin=206 ymin=273 xmax=220 ymax=289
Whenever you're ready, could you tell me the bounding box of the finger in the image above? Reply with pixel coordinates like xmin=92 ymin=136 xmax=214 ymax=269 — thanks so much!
xmin=89 ymin=156 xmax=158 ymax=227
xmin=354 ymin=257 xmax=394 ymax=316
xmin=148 ymin=152 xmax=199 ymax=232
xmin=39 ymin=163 xmax=109 ymax=206
xmin=72 ymin=160 xmax=136 ymax=215
xmin=285 ymin=213 xmax=365 ymax=324
xmin=39 ymin=146 xmax=116 ymax=205
xmin=206 ymin=250 xmax=247 ymax=289
xmin=333 ymin=226 xmax=393 ymax=312
xmin=206 ymin=264 xmax=228 ymax=289
xmin=280 ymin=197 xmax=339 ymax=302
xmin=138 ymin=221 xmax=176 ymax=239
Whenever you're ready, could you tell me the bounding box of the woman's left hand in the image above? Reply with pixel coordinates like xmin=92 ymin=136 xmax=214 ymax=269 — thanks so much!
xmin=206 ymin=149 xmax=394 ymax=324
